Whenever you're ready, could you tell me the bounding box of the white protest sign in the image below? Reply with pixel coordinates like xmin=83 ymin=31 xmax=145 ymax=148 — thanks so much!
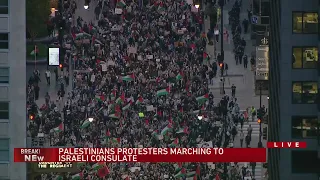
xmin=146 ymin=105 xmax=154 ymax=111
xmin=156 ymin=59 xmax=160 ymax=62
xmin=146 ymin=55 xmax=153 ymax=59
xmin=129 ymin=167 xmax=141 ymax=172
xmin=177 ymin=30 xmax=184 ymax=34
xmin=207 ymin=162 xmax=215 ymax=169
xmin=138 ymin=55 xmax=143 ymax=60
xmin=197 ymin=141 xmax=213 ymax=148
xmin=91 ymin=74 xmax=95 ymax=82
xmin=127 ymin=46 xmax=137 ymax=54
xmin=191 ymin=6 xmax=198 ymax=12
xmin=182 ymin=15 xmax=185 ymax=19
xmin=115 ymin=8 xmax=123 ymax=14
xmin=101 ymin=64 xmax=107 ymax=71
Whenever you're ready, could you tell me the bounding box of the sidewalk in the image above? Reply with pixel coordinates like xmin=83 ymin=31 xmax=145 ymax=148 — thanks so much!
xmin=205 ymin=1 xmax=268 ymax=110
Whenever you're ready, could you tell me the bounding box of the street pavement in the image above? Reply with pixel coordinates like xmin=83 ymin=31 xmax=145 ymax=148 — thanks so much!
xmin=204 ymin=1 xmax=267 ymax=179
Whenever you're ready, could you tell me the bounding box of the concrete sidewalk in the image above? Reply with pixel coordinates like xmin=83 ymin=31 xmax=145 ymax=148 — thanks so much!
xmin=205 ymin=0 xmax=268 ymax=110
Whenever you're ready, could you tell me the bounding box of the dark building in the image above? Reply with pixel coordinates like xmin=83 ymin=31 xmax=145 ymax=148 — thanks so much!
xmin=269 ymin=0 xmax=320 ymax=179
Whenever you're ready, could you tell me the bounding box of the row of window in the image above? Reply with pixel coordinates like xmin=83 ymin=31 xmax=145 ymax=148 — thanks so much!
xmin=291 ymin=116 xmax=319 ymax=139
xmin=292 ymin=47 xmax=318 ymax=69
xmin=292 ymin=82 xmax=318 ymax=104
xmin=292 ymin=12 xmax=318 ymax=34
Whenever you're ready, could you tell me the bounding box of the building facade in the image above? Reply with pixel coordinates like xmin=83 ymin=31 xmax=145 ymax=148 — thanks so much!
xmin=0 ymin=0 xmax=27 ymax=179
xmin=269 ymin=0 xmax=320 ymax=179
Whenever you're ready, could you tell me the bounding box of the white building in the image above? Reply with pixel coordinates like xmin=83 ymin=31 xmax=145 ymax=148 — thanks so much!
xmin=0 ymin=0 xmax=27 ymax=179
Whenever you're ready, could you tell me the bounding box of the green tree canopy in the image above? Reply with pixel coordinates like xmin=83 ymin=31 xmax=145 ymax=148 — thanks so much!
xmin=26 ymin=0 xmax=51 ymax=39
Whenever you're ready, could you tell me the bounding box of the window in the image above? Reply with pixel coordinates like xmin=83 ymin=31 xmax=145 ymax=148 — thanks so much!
xmin=292 ymin=47 xmax=318 ymax=68
xmin=0 ymin=33 xmax=8 ymax=49
xmin=0 ymin=139 xmax=9 ymax=161
xmin=292 ymin=151 xmax=320 ymax=173
xmin=0 ymin=0 xmax=8 ymax=14
xmin=292 ymin=116 xmax=319 ymax=138
xmin=0 ymin=102 xmax=8 ymax=119
xmin=293 ymin=12 xmax=318 ymax=33
xmin=0 ymin=68 xmax=9 ymax=83
xmin=292 ymin=82 xmax=318 ymax=103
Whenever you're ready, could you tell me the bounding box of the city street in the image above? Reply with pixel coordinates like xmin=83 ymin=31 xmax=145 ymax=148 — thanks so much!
xmin=204 ymin=0 xmax=268 ymax=179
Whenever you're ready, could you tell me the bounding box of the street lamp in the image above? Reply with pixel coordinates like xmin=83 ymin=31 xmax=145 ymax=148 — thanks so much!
xmin=267 ymin=96 xmax=269 ymax=100
xmin=194 ymin=4 xmax=200 ymax=9
xmin=88 ymin=117 xmax=94 ymax=122
xmin=84 ymin=5 xmax=89 ymax=9
xmin=197 ymin=115 xmax=203 ymax=120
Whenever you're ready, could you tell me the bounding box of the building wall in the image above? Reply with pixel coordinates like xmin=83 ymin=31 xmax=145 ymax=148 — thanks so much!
xmin=0 ymin=0 xmax=27 ymax=179
xmin=277 ymin=0 xmax=319 ymax=179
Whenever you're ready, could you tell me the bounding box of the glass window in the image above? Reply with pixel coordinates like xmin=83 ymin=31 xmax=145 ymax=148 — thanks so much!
xmin=293 ymin=12 xmax=303 ymax=33
xmin=293 ymin=12 xmax=318 ymax=33
xmin=0 ymin=0 xmax=8 ymax=14
xmin=292 ymin=47 xmax=318 ymax=68
xmin=303 ymin=13 xmax=319 ymax=33
xmin=292 ymin=48 xmax=303 ymax=68
xmin=292 ymin=116 xmax=319 ymax=138
xmin=0 ymin=33 xmax=8 ymax=49
xmin=0 ymin=102 xmax=8 ymax=119
xmin=0 ymin=139 xmax=9 ymax=161
xmin=292 ymin=82 xmax=302 ymax=103
xmin=292 ymin=82 xmax=318 ymax=103
xmin=302 ymin=82 xmax=318 ymax=103
xmin=0 ymin=68 xmax=9 ymax=83
xmin=292 ymin=151 xmax=320 ymax=173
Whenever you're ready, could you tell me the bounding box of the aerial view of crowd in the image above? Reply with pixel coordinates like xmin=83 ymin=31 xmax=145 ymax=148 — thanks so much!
xmin=26 ymin=0 xmax=261 ymax=179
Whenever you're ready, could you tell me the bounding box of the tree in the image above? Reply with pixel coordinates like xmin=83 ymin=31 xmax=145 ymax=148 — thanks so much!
xmin=26 ymin=0 xmax=51 ymax=39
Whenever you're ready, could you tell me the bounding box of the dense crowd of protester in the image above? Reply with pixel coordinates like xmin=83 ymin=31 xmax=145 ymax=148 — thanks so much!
xmin=25 ymin=0 xmax=263 ymax=179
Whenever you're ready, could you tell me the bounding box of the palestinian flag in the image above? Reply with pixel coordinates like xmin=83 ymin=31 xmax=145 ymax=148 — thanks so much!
xmin=169 ymin=138 xmax=179 ymax=147
xmin=71 ymin=172 xmax=83 ymax=180
xmin=151 ymin=130 xmax=159 ymax=139
xmin=95 ymin=95 xmax=105 ymax=102
xmin=196 ymin=94 xmax=209 ymax=103
xmin=203 ymin=52 xmax=209 ymax=61
xmin=52 ymin=123 xmax=63 ymax=132
xmin=116 ymin=92 xmax=125 ymax=103
xmin=30 ymin=45 xmax=39 ymax=55
xmin=177 ymin=127 xmax=189 ymax=134
xmin=186 ymin=171 xmax=196 ymax=177
xmin=136 ymin=96 xmax=143 ymax=105
xmin=53 ymin=175 xmax=63 ymax=180
xmin=174 ymin=168 xmax=186 ymax=178
xmin=161 ymin=124 xmax=172 ymax=135
xmin=92 ymin=162 xmax=105 ymax=170
xmin=156 ymin=87 xmax=170 ymax=96
xmin=176 ymin=71 xmax=183 ymax=81
xmin=110 ymin=137 xmax=120 ymax=144
xmin=77 ymin=162 xmax=86 ymax=169
xmin=80 ymin=119 xmax=91 ymax=128
xmin=117 ymin=0 xmax=126 ymax=7
xmin=174 ymin=163 xmax=183 ymax=173
xmin=109 ymin=113 xmax=120 ymax=119
xmin=121 ymin=74 xmax=134 ymax=81
xmin=122 ymin=101 xmax=132 ymax=111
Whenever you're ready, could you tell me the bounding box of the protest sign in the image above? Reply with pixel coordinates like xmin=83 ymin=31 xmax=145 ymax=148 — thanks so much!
xmin=115 ymin=8 xmax=123 ymax=14
xmin=177 ymin=30 xmax=184 ymax=34
xmin=91 ymin=75 xmax=95 ymax=82
xmin=146 ymin=105 xmax=154 ymax=111
xmin=146 ymin=55 xmax=153 ymax=59
xmin=127 ymin=46 xmax=137 ymax=54
xmin=137 ymin=55 xmax=143 ymax=60
xmin=101 ymin=64 xmax=107 ymax=71
xmin=197 ymin=141 xmax=213 ymax=148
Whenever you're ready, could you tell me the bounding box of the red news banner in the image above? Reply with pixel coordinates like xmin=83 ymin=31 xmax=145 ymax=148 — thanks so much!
xmin=14 ymin=148 xmax=267 ymax=163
